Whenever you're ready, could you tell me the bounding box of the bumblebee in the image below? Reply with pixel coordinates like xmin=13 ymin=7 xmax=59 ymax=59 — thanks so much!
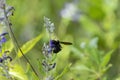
xmin=49 ymin=40 xmax=72 ymax=53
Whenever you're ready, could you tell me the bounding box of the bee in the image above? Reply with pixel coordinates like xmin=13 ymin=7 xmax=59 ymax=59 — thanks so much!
xmin=49 ymin=40 xmax=72 ymax=53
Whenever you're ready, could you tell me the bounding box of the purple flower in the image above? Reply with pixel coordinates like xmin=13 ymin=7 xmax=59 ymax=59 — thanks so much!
xmin=0 ymin=32 xmax=8 ymax=52
xmin=0 ymin=32 xmax=8 ymax=36
xmin=0 ymin=58 xmax=3 ymax=63
xmin=0 ymin=0 xmax=6 ymax=9
xmin=42 ymin=43 xmax=52 ymax=58
xmin=0 ymin=32 xmax=8 ymax=43
xmin=1 ymin=37 xmax=6 ymax=43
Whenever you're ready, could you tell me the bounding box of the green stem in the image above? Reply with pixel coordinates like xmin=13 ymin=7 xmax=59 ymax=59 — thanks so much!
xmin=3 ymin=5 xmax=40 ymax=80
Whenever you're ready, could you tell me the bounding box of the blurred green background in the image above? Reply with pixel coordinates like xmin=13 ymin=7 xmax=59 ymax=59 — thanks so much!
xmin=7 ymin=0 xmax=120 ymax=80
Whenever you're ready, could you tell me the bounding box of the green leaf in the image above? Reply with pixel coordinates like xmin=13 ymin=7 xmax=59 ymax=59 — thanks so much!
xmin=71 ymin=65 xmax=90 ymax=71
xmin=100 ymin=50 xmax=114 ymax=68
xmin=71 ymin=64 xmax=95 ymax=73
xmin=18 ymin=34 xmax=43 ymax=57
xmin=54 ymin=64 xmax=72 ymax=80
xmin=9 ymin=64 xmax=28 ymax=80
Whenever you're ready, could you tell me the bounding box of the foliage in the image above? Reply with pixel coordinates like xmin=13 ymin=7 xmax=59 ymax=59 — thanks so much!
xmin=0 ymin=0 xmax=120 ymax=80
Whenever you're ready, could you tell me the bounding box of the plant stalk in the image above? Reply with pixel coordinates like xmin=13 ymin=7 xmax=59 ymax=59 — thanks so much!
xmin=3 ymin=4 xmax=40 ymax=79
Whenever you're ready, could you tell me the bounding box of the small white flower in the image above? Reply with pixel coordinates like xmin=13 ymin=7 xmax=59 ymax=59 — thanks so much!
xmin=49 ymin=23 xmax=55 ymax=33
xmin=44 ymin=17 xmax=55 ymax=34
xmin=0 ymin=0 xmax=6 ymax=9
xmin=89 ymin=37 xmax=98 ymax=48
xmin=80 ymin=42 xmax=86 ymax=49
xmin=60 ymin=2 xmax=81 ymax=21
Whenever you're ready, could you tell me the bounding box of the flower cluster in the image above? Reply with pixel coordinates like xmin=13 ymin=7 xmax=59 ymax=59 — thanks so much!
xmin=0 ymin=0 xmax=14 ymax=23
xmin=0 ymin=32 xmax=12 ymax=79
xmin=42 ymin=17 xmax=57 ymax=80
xmin=0 ymin=51 xmax=12 ymax=63
xmin=44 ymin=17 xmax=55 ymax=37
xmin=0 ymin=32 xmax=8 ymax=45
xmin=0 ymin=0 xmax=5 ymax=9
xmin=60 ymin=1 xmax=81 ymax=21
xmin=42 ymin=40 xmax=56 ymax=73
xmin=42 ymin=60 xmax=56 ymax=72
xmin=0 ymin=0 xmax=13 ymax=79
xmin=42 ymin=43 xmax=52 ymax=57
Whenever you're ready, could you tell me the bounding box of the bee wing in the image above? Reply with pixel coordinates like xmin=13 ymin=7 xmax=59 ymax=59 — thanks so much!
xmin=60 ymin=41 xmax=72 ymax=45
